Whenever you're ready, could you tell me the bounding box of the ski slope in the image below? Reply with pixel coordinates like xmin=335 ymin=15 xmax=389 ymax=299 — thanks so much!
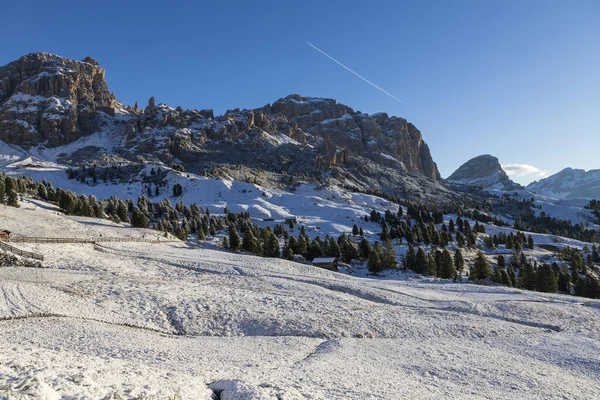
xmin=1 ymin=200 xmax=600 ymax=399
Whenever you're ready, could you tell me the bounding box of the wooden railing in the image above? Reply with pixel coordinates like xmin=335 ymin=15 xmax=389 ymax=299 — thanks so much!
xmin=10 ymin=237 xmax=177 ymax=244
xmin=0 ymin=241 xmax=44 ymax=261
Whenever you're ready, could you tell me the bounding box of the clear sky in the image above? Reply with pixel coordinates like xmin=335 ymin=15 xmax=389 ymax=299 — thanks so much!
xmin=3 ymin=0 xmax=599 ymax=185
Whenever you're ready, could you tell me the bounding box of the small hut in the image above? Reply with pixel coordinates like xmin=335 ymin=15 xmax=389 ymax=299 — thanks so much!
xmin=312 ymin=257 xmax=338 ymax=271
xmin=0 ymin=230 xmax=11 ymax=241
xmin=285 ymin=216 xmax=298 ymax=224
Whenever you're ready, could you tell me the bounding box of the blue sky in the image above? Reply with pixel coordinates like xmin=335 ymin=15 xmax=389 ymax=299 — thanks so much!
xmin=3 ymin=0 xmax=599 ymax=185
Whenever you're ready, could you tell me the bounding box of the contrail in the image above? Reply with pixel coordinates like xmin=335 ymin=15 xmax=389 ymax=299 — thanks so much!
xmin=306 ymin=41 xmax=405 ymax=104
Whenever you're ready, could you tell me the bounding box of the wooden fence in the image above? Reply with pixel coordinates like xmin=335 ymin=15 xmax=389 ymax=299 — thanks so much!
xmin=0 ymin=241 xmax=44 ymax=261
xmin=10 ymin=237 xmax=177 ymax=244
xmin=1 ymin=236 xmax=178 ymax=261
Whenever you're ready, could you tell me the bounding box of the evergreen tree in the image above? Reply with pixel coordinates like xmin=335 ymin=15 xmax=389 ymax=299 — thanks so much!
xmin=471 ymin=251 xmax=492 ymax=281
xmin=456 ymin=232 xmax=465 ymax=248
xmin=454 ymin=249 xmax=465 ymax=274
xmin=518 ymin=261 xmax=537 ymax=291
xmin=557 ymin=267 xmax=571 ymax=293
xmin=131 ymin=207 xmax=149 ymax=228
xmin=439 ymin=249 xmax=455 ymax=279
xmin=6 ymin=189 xmax=18 ymax=208
xmin=295 ymin=234 xmax=308 ymax=258
xmin=405 ymin=245 xmax=416 ymax=271
xmin=414 ymin=247 xmax=428 ymax=274
xmin=368 ymin=250 xmax=381 ymax=273
xmin=527 ymin=235 xmax=534 ymax=249
xmin=501 ymin=269 xmax=513 ymax=287
xmin=382 ymin=239 xmax=397 ymax=269
xmin=536 ymin=264 xmax=558 ymax=293
xmin=426 ymin=252 xmax=437 ymax=276
xmin=325 ymin=237 xmax=341 ymax=258
xmin=380 ymin=222 xmax=389 ymax=241
xmin=352 ymin=224 xmax=359 ymax=236
xmin=264 ymin=232 xmax=280 ymax=257
xmin=359 ymin=237 xmax=372 ymax=259
xmin=492 ymin=268 xmax=503 ymax=284
xmin=228 ymin=226 xmax=241 ymax=251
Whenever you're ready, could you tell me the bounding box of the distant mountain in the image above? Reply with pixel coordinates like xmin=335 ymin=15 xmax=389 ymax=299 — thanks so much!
xmin=0 ymin=52 xmax=453 ymax=201
xmin=447 ymin=154 xmax=523 ymax=191
xmin=527 ymin=168 xmax=600 ymax=199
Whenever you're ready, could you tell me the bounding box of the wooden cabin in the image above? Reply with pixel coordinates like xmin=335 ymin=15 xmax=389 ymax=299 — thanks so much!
xmin=285 ymin=216 xmax=298 ymax=224
xmin=312 ymin=257 xmax=338 ymax=271
xmin=0 ymin=230 xmax=11 ymax=241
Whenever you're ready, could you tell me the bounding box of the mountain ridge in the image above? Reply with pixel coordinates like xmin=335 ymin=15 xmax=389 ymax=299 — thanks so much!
xmin=0 ymin=52 xmax=445 ymax=200
xmin=527 ymin=167 xmax=600 ymax=199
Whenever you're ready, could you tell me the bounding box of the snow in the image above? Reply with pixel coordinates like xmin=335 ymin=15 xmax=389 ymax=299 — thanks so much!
xmin=380 ymin=152 xmax=396 ymax=161
xmin=1 ymin=200 xmax=600 ymax=398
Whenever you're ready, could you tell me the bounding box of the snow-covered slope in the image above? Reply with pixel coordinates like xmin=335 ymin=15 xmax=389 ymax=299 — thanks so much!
xmin=1 ymin=200 xmax=600 ymax=399
xmin=528 ymin=167 xmax=600 ymax=199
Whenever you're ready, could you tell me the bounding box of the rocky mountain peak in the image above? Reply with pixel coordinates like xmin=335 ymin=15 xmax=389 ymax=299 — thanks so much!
xmin=0 ymin=53 xmax=443 ymax=191
xmin=448 ymin=154 xmax=523 ymax=190
xmin=0 ymin=52 xmax=116 ymax=146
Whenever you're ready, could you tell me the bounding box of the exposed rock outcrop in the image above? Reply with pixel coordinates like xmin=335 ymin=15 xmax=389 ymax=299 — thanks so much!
xmin=448 ymin=154 xmax=523 ymax=190
xmin=0 ymin=53 xmax=116 ymax=146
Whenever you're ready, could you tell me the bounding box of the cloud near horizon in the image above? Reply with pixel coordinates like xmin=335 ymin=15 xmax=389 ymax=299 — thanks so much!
xmin=502 ymin=163 xmax=549 ymax=178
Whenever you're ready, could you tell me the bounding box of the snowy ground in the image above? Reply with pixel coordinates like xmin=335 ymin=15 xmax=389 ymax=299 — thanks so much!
xmin=1 ymin=201 xmax=600 ymax=399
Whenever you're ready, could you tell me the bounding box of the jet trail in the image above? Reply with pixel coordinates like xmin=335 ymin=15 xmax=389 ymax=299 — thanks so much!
xmin=306 ymin=41 xmax=405 ymax=104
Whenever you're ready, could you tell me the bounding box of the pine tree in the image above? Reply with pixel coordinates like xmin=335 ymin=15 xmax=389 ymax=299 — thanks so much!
xmin=368 ymin=250 xmax=381 ymax=273
xmin=228 ymin=226 xmax=241 ymax=251
xmin=352 ymin=224 xmax=359 ymax=236
xmin=492 ymin=268 xmax=503 ymax=284
xmin=6 ymin=189 xmax=18 ymax=208
xmin=439 ymin=249 xmax=455 ymax=279
xmin=518 ymin=261 xmax=536 ymax=290
xmin=359 ymin=237 xmax=372 ymax=259
xmin=295 ymin=234 xmax=308 ymax=258
xmin=427 ymin=253 xmax=437 ymax=277
xmin=454 ymin=249 xmax=464 ymax=274
xmin=456 ymin=232 xmax=465 ymax=248
xmin=382 ymin=239 xmax=397 ymax=269
xmin=527 ymin=235 xmax=534 ymax=249
xmin=471 ymin=251 xmax=492 ymax=281
xmin=264 ymin=232 xmax=280 ymax=257
xmin=380 ymin=222 xmax=389 ymax=241
xmin=557 ymin=267 xmax=571 ymax=293
xmin=414 ymin=247 xmax=428 ymax=274
xmin=405 ymin=245 xmax=416 ymax=271
xmin=536 ymin=264 xmax=558 ymax=293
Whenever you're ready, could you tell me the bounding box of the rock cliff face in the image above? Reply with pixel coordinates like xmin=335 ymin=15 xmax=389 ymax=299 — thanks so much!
xmin=448 ymin=155 xmax=523 ymax=190
xmin=0 ymin=53 xmax=116 ymax=146
xmin=0 ymin=53 xmax=442 ymax=186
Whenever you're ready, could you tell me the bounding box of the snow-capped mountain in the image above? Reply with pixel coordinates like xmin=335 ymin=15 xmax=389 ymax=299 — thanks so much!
xmin=0 ymin=53 xmax=446 ymax=201
xmin=447 ymin=154 xmax=523 ymax=190
xmin=527 ymin=168 xmax=600 ymax=199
